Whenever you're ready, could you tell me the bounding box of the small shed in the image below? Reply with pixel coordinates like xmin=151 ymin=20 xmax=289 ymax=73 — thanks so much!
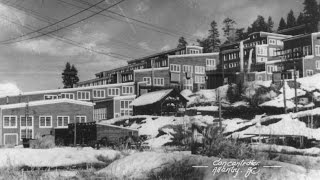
xmin=130 ymin=89 xmax=188 ymax=116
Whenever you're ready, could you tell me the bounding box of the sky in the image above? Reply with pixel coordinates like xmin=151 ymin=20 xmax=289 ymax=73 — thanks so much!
xmin=0 ymin=0 xmax=309 ymax=92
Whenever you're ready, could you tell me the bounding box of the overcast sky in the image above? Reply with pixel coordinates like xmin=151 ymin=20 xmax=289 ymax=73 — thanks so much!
xmin=0 ymin=0 xmax=309 ymax=92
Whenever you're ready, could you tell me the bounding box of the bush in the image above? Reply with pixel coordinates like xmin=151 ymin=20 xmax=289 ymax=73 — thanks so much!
xmin=201 ymin=126 xmax=256 ymax=159
xmin=148 ymin=158 xmax=203 ymax=180
xmin=30 ymin=134 xmax=55 ymax=149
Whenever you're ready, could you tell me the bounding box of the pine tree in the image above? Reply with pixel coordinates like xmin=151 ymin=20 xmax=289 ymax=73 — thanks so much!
xmin=62 ymin=62 xmax=79 ymax=88
xmin=296 ymin=12 xmax=305 ymax=25
xmin=235 ymin=28 xmax=247 ymax=41
xmin=303 ymin=0 xmax=319 ymax=32
xmin=248 ymin=15 xmax=269 ymax=33
xmin=267 ymin=16 xmax=274 ymax=32
xmin=222 ymin=17 xmax=236 ymax=44
xmin=198 ymin=20 xmax=220 ymax=53
xmin=278 ymin=17 xmax=287 ymax=31
xmin=286 ymin=9 xmax=296 ymax=28
xmin=177 ymin=36 xmax=188 ymax=48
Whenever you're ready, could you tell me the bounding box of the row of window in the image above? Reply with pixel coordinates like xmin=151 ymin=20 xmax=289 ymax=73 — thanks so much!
xmin=44 ymin=87 xmax=134 ymax=100
xmin=224 ymin=62 xmax=239 ymax=69
xmin=142 ymin=77 xmax=165 ymax=86
xmin=170 ymin=60 xmax=215 ymax=73
xmin=3 ymin=115 xmax=86 ymax=128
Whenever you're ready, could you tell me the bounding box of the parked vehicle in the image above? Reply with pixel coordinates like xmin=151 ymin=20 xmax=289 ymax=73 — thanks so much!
xmin=54 ymin=122 xmax=139 ymax=149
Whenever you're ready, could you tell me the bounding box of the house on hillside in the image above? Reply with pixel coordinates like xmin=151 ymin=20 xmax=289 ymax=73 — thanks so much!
xmin=130 ymin=89 xmax=188 ymax=116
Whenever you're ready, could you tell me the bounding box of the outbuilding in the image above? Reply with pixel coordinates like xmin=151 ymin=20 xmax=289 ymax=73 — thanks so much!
xmin=130 ymin=89 xmax=188 ymax=116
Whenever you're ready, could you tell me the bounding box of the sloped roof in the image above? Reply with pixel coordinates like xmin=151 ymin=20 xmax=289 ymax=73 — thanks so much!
xmin=0 ymin=99 xmax=94 ymax=110
xmin=130 ymin=89 xmax=174 ymax=106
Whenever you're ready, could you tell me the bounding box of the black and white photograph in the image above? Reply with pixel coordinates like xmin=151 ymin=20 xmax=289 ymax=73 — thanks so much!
xmin=1 ymin=0 xmax=320 ymax=179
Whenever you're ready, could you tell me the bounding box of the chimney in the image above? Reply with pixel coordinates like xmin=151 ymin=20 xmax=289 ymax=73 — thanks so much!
xmin=248 ymin=49 xmax=254 ymax=73
xmin=6 ymin=96 xmax=9 ymax=104
xmin=240 ymin=41 xmax=244 ymax=72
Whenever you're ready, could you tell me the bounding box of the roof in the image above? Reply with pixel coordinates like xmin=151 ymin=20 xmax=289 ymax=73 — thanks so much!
xmin=95 ymin=123 xmax=138 ymax=131
xmin=0 ymin=99 xmax=94 ymax=110
xmin=127 ymin=47 xmax=185 ymax=64
xmin=0 ymin=82 xmax=135 ymax=98
xmin=168 ymin=52 xmax=219 ymax=58
xmin=130 ymin=89 xmax=174 ymax=106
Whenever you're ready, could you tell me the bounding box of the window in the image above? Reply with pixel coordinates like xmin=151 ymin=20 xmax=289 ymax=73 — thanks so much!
xmin=315 ymin=45 xmax=320 ymax=56
xmin=108 ymin=88 xmax=120 ymax=96
xmin=194 ymin=66 xmax=205 ymax=74
xmin=120 ymin=100 xmax=133 ymax=116
xmin=266 ymin=65 xmax=277 ymax=74
xmin=183 ymin=78 xmax=193 ymax=90
xmin=39 ymin=116 xmax=52 ymax=128
xmin=206 ymin=59 xmax=216 ymax=67
xmin=306 ymin=70 xmax=314 ymax=76
xmin=93 ymin=89 xmax=106 ymax=98
xmin=269 ymin=48 xmax=277 ymax=57
xmin=276 ymin=40 xmax=283 ymax=46
xmin=20 ymin=116 xmax=33 ymax=139
xmin=153 ymin=78 xmax=164 ymax=86
xmin=57 ymin=116 xmax=69 ymax=128
xmin=190 ymin=49 xmax=200 ymax=54
xmin=224 ymin=64 xmax=228 ymax=69
xmin=122 ymin=86 xmax=134 ymax=94
xmin=170 ymin=64 xmax=181 ymax=72
xmin=143 ymin=77 xmax=151 ymax=85
xmin=183 ymin=65 xmax=193 ymax=73
xmin=60 ymin=93 xmax=74 ymax=99
xmin=195 ymin=76 xmax=205 ymax=84
xmin=3 ymin=116 xmax=17 ymax=128
xmin=44 ymin=95 xmax=58 ymax=100
xmin=76 ymin=116 xmax=86 ymax=123
xmin=257 ymin=57 xmax=267 ymax=63
xmin=94 ymin=108 xmax=107 ymax=121
xmin=161 ymin=60 xmax=167 ymax=66
xmin=77 ymin=91 xmax=90 ymax=100
xmin=303 ymin=46 xmax=312 ymax=56
xmin=257 ymin=46 xmax=267 ymax=56
xmin=269 ymin=39 xmax=276 ymax=45
xmin=316 ymin=61 xmax=320 ymax=70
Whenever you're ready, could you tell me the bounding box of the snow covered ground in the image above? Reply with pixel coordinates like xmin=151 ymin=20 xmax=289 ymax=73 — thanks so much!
xmin=96 ymin=151 xmax=320 ymax=180
xmin=252 ymin=144 xmax=320 ymax=156
xmin=0 ymin=147 xmax=120 ymax=168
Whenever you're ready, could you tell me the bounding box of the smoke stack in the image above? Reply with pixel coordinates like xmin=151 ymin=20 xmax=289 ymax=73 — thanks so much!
xmin=240 ymin=41 xmax=244 ymax=72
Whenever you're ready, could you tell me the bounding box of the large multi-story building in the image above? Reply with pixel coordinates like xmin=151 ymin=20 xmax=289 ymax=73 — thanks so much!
xmin=266 ymin=32 xmax=320 ymax=81
xmin=207 ymin=32 xmax=291 ymax=88
xmin=76 ymin=45 xmax=219 ymax=92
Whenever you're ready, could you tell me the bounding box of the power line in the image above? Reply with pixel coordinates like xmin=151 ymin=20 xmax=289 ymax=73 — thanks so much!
xmin=0 ymin=14 xmax=132 ymax=60
xmin=0 ymin=0 xmax=107 ymax=44
xmin=2 ymin=0 xmax=126 ymax=45
xmin=58 ymin=0 xmax=200 ymax=43
xmin=0 ymin=0 xmax=157 ymax=53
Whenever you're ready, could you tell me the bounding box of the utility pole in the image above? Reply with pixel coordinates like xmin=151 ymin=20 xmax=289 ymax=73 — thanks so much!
xmin=294 ymin=61 xmax=298 ymax=112
xmin=282 ymin=74 xmax=287 ymax=114
xmin=74 ymin=115 xmax=77 ymax=146
xmin=217 ymin=89 xmax=222 ymax=132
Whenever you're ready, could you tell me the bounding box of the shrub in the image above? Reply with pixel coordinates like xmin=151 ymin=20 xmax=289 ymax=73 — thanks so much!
xmin=148 ymin=158 xmax=203 ymax=180
xmin=201 ymin=126 xmax=256 ymax=159
xmin=30 ymin=134 xmax=55 ymax=149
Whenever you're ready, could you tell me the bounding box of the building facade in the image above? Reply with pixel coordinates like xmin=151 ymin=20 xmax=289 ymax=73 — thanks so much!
xmin=0 ymin=99 xmax=94 ymax=146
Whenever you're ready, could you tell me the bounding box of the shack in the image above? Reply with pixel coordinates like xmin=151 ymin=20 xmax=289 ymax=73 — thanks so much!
xmin=130 ymin=89 xmax=188 ymax=116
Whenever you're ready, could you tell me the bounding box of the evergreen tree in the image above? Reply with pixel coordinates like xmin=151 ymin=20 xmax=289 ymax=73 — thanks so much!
xmin=177 ymin=36 xmax=188 ymax=48
xmin=62 ymin=62 xmax=79 ymax=88
xmin=197 ymin=20 xmax=220 ymax=52
xmin=222 ymin=17 xmax=236 ymax=44
xmin=267 ymin=16 xmax=274 ymax=32
xmin=278 ymin=17 xmax=287 ymax=31
xmin=286 ymin=9 xmax=296 ymax=28
xmin=247 ymin=15 xmax=269 ymax=34
xmin=296 ymin=12 xmax=305 ymax=25
xmin=235 ymin=28 xmax=247 ymax=41
xmin=303 ymin=0 xmax=319 ymax=32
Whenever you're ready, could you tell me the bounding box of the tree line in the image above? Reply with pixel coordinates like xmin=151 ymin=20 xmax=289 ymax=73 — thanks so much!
xmin=177 ymin=0 xmax=320 ymax=53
